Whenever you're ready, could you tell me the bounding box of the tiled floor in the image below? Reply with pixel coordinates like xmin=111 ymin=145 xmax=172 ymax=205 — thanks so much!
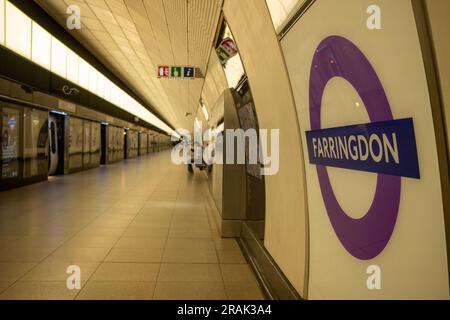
xmin=0 ymin=151 xmax=264 ymax=300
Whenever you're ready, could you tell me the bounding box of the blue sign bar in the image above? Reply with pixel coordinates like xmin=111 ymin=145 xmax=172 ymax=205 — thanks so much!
xmin=184 ymin=67 xmax=195 ymax=78
xmin=305 ymin=118 xmax=420 ymax=179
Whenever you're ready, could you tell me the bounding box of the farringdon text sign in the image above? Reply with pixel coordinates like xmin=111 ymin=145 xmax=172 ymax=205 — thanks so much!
xmin=306 ymin=118 xmax=420 ymax=179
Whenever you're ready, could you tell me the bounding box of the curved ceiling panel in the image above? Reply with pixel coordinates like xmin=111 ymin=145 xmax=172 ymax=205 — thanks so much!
xmin=34 ymin=0 xmax=222 ymax=131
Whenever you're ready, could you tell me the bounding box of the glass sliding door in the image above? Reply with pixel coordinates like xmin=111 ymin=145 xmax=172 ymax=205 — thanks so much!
xmin=68 ymin=116 xmax=83 ymax=171
xmin=1 ymin=105 xmax=21 ymax=180
xmin=23 ymin=108 xmax=48 ymax=178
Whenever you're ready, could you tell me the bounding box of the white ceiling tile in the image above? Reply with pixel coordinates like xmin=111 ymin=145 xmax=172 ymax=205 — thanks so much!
xmin=35 ymin=0 xmax=222 ymax=130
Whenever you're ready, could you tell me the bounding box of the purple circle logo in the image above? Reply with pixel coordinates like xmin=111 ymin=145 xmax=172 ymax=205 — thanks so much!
xmin=309 ymin=35 xmax=401 ymax=260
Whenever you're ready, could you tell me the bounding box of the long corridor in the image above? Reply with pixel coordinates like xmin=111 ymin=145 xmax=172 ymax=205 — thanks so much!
xmin=0 ymin=151 xmax=264 ymax=300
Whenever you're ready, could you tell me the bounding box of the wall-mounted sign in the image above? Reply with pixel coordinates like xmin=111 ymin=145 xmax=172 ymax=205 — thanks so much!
xmin=305 ymin=35 xmax=422 ymax=262
xmin=171 ymin=66 xmax=182 ymax=78
xmin=217 ymin=37 xmax=238 ymax=65
xmin=184 ymin=67 xmax=195 ymax=78
xmin=306 ymin=118 xmax=420 ymax=179
xmin=158 ymin=66 xmax=169 ymax=78
xmin=157 ymin=65 xmax=196 ymax=79
xmin=281 ymin=0 xmax=449 ymax=299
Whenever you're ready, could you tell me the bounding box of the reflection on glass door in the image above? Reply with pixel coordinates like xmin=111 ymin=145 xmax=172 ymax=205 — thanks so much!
xmin=83 ymin=120 xmax=91 ymax=166
xmin=48 ymin=115 xmax=59 ymax=176
xmin=1 ymin=107 xmax=20 ymax=179
xmin=23 ymin=108 xmax=48 ymax=178
xmin=68 ymin=117 xmax=83 ymax=170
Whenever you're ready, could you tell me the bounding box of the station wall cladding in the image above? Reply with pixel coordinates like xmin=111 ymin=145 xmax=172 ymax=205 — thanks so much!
xmin=224 ymin=0 xmax=308 ymax=298
xmin=224 ymin=0 xmax=450 ymax=299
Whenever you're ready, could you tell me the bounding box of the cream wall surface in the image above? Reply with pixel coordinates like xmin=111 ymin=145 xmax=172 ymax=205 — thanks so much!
xmin=201 ymin=50 xmax=229 ymax=123
xmin=223 ymin=0 xmax=308 ymax=297
xmin=425 ymin=0 xmax=450 ymax=162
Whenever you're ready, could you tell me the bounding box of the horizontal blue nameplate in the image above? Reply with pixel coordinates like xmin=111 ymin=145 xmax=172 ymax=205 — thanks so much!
xmin=305 ymin=118 xmax=420 ymax=179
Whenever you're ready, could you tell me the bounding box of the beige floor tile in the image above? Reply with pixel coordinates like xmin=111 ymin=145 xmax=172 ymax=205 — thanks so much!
xmin=168 ymin=228 xmax=212 ymax=239
xmin=105 ymin=248 xmax=163 ymax=263
xmin=171 ymin=215 xmax=209 ymax=223
xmin=214 ymin=239 xmax=241 ymax=251
xmin=128 ymin=220 xmax=171 ymax=229
xmin=31 ymin=227 xmax=81 ymax=237
xmin=177 ymin=195 xmax=205 ymax=201
xmin=104 ymin=206 xmax=141 ymax=213
xmin=172 ymin=209 xmax=207 ymax=217
xmin=0 ymin=248 xmax=54 ymax=262
xmin=91 ymin=263 xmax=160 ymax=281
xmin=10 ymin=236 xmax=68 ymax=249
xmin=174 ymin=202 xmax=205 ymax=210
xmin=220 ymin=264 xmax=257 ymax=283
xmin=0 ymin=151 xmax=259 ymax=300
xmin=60 ymin=210 xmax=104 ymax=218
xmin=148 ymin=197 xmax=178 ymax=203
xmin=0 ymin=281 xmax=12 ymax=293
xmin=127 ymin=191 xmax=154 ymax=198
xmin=110 ymin=204 xmax=144 ymax=211
xmin=0 ymin=236 xmax=19 ymax=248
xmin=224 ymin=282 xmax=265 ymax=300
xmin=162 ymin=248 xmax=218 ymax=264
xmin=62 ymin=236 xmax=119 ymax=248
xmin=147 ymin=195 xmax=178 ymax=203
xmin=0 ymin=262 xmax=36 ymax=282
xmin=21 ymin=262 xmax=99 ymax=281
xmin=123 ymin=227 xmax=169 ymax=238
xmin=139 ymin=207 xmax=174 ymax=215
xmin=165 ymin=238 xmax=215 ymax=250
xmin=158 ymin=263 xmax=222 ymax=282
xmin=114 ymin=237 xmax=167 ymax=249
xmin=118 ymin=202 xmax=147 ymax=208
xmin=154 ymin=282 xmax=226 ymax=300
xmin=217 ymin=250 xmax=247 ymax=264
xmin=0 ymin=229 xmax=29 ymax=237
xmin=69 ymin=203 xmax=110 ymax=211
xmin=93 ymin=216 xmax=134 ymax=224
xmin=0 ymin=281 xmax=81 ymax=300
xmin=44 ymin=247 xmax=110 ymax=263
xmin=87 ymin=220 xmax=132 ymax=229
xmin=142 ymin=199 xmax=176 ymax=206
xmin=76 ymin=281 xmax=155 ymax=300
xmin=102 ymin=211 xmax=138 ymax=217
xmin=77 ymin=227 xmax=126 ymax=237
xmin=171 ymin=221 xmax=211 ymax=230
xmin=133 ymin=214 xmax=172 ymax=223
xmin=48 ymin=220 xmax=93 ymax=229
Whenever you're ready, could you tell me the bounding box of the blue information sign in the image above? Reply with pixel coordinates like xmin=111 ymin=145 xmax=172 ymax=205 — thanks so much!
xmin=184 ymin=67 xmax=195 ymax=78
xmin=305 ymin=118 xmax=420 ymax=179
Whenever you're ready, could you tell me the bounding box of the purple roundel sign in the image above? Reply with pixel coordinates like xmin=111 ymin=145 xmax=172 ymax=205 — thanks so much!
xmin=309 ymin=35 xmax=401 ymax=260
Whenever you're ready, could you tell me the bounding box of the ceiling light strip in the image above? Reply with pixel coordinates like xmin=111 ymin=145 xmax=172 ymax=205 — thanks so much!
xmin=0 ymin=0 xmax=175 ymax=136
